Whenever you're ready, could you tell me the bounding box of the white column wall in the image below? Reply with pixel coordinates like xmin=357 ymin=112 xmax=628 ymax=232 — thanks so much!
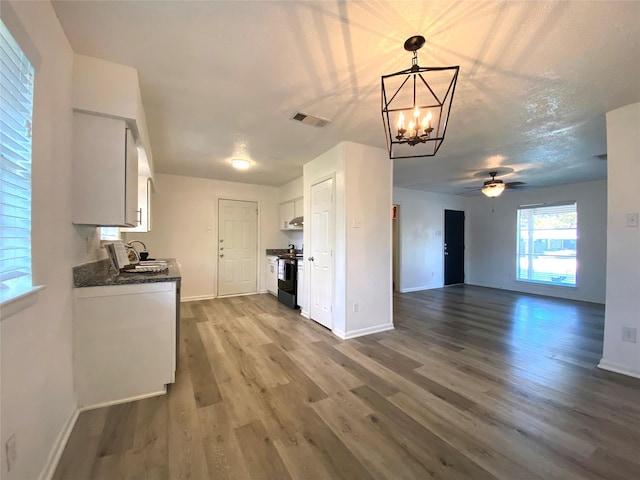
xmin=600 ymin=102 xmax=640 ymax=378
xmin=344 ymin=142 xmax=393 ymax=337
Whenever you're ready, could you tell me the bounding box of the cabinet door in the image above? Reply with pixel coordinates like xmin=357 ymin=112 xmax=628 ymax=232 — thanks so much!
xmin=297 ymin=263 xmax=305 ymax=310
xmin=125 ymin=130 xmax=139 ymax=226
xmin=72 ymin=112 xmax=138 ymax=226
xmin=74 ymin=282 xmax=176 ymax=407
xmin=279 ymin=202 xmax=294 ymax=230
xmin=266 ymin=257 xmax=278 ymax=295
xmin=122 ymin=177 xmax=151 ymax=233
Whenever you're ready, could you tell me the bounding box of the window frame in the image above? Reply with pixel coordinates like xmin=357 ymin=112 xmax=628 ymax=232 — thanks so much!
xmin=516 ymin=201 xmax=578 ymax=288
xmin=0 ymin=12 xmax=43 ymax=318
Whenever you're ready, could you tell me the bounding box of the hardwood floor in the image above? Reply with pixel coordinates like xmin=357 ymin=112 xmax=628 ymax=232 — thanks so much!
xmin=54 ymin=286 xmax=640 ymax=479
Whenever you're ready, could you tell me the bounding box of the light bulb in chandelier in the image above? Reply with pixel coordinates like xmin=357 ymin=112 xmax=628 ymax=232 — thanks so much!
xmin=395 ymin=107 xmax=434 ymax=145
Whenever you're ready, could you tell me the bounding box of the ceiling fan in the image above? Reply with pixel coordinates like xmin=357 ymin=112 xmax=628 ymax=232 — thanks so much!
xmin=481 ymin=171 xmax=526 ymax=197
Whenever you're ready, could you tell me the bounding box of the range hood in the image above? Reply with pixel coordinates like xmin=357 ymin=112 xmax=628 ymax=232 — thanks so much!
xmin=289 ymin=216 xmax=304 ymax=227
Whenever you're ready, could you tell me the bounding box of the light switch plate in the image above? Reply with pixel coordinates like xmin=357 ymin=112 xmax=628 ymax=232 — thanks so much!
xmin=627 ymin=213 xmax=639 ymax=227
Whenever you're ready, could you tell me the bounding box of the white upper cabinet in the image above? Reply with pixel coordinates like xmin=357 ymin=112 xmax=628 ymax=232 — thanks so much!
xmin=122 ymin=177 xmax=152 ymax=233
xmin=71 ymin=54 xmax=155 ymax=226
xmin=294 ymin=197 xmax=303 ymax=218
xmin=72 ymin=112 xmax=138 ymax=226
xmin=279 ymin=197 xmax=303 ymax=230
xmin=279 ymin=201 xmax=295 ymax=230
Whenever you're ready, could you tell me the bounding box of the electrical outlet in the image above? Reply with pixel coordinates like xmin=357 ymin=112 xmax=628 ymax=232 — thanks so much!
xmin=352 ymin=302 xmax=359 ymax=313
xmin=5 ymin=434 xmax=17 ymax=472
xmin=622 ymin=327 xmax=637 ymax=343
xmin=627 ymin=213 xmax=639 ymax=227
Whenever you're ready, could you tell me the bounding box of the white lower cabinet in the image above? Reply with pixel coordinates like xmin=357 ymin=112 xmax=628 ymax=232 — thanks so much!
xmin=266 ymin=255 xmax=278 ymax=296
xmin=74 ymin=282 xmax=176 ymax=408
xmin=297 ymin=260 xmax=306 ymax=314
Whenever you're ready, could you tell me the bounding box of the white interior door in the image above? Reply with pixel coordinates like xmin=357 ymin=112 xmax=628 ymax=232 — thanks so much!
xmin=309 ymin=178 xmax=334 ymax=329
xmin=218 ymin=199 xmax=258 ymax=296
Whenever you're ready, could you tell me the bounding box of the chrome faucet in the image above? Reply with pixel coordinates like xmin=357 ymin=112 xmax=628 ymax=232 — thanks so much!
xmin=126 ymin=240 xmax=147 ymax=253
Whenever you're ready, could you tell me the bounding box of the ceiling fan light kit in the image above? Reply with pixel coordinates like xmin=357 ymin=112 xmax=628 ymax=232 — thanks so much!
xmin=482 ymin=181 xmax=505 ymax=198
xmin=479 ymin=171 xmax=526 ymax=198
xmin=381 ymin=35 xmax=459 ymax=159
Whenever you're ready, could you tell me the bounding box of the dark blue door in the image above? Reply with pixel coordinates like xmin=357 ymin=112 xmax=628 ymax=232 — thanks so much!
xmin=444 ymin=210 xmax=465 ymax=285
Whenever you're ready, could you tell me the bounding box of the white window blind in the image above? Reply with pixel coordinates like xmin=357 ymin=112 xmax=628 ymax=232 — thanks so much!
xmin=0 ymin=20 xmax=35 ymax=301
xmin=516 ymin=202 xmax=577 ymax=287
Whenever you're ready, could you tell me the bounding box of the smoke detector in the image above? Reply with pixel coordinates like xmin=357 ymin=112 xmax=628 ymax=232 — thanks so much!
xmin=291 ymin=112 xmax=331 ymax=128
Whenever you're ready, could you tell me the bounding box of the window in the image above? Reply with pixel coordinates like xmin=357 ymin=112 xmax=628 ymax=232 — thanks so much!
xmin=100 ymin=227 xmax=121 ymax=241
xmin=516 ymin=202 xmax=577 ymax=287
xmin=0 ymin=20 xmax=35 ymax=302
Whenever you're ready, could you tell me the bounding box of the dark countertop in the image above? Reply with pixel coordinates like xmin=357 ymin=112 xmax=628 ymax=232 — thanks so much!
xmin=73 ymin=258 xmax=181 ymax=288
xmin=266 ymin=249 xmax=303 ymax=256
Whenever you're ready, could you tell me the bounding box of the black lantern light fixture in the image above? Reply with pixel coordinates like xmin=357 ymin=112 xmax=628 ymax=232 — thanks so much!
xmin=381 ymin=35 xmax=459 ymax=159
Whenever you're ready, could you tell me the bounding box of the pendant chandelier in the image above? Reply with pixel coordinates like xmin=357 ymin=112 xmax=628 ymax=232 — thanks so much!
xmin=381 ymin=35 xmax=459 ymax=159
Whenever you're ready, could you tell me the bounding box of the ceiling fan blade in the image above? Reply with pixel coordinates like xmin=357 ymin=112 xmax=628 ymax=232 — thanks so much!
xmin=505 ymin=181 xmax=526 ymax=189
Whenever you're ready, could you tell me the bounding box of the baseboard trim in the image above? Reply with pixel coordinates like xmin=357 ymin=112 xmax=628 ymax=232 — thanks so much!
xmin=181 ymin=295 xmax=215 ymax=302
xmin=39 ymin=408 xmax=79 ymax=480
xmin=598 ymin=359 xmax=640 ymax=379
xmin=79 ymin=389 xmax=167 ymax=412
xmin=334 ymin=323 xmax=395 ymax=340
xmin=300 ymin=309 xmax=309 ymax=319
xmin=399 ymin=286 xmax=438 ymax=293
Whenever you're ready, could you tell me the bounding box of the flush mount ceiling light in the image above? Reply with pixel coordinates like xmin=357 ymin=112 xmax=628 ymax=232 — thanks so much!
xmin=229 ymin=139 xmax=253 ymax=170
xmin=231 ymin=158 xmax=251 ymax=170
xmin=381 ymin=35 xmax=459 ymax=159
xmin=482 ymin=172 xmax=506 ymax=197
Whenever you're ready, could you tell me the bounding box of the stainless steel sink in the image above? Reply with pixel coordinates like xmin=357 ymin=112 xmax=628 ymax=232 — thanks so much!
xmin=122 ymin=260 xmax=169 ymax=273
xmin=139 ymin=260 xmax=169 ymax=267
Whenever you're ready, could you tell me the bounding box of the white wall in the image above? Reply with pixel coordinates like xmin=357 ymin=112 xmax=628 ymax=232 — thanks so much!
xmin=465 ymin=180 xmax=607 ymax=303
xmin=393 ymin=188 xmax=467 ymax=292
xmin=1 ymin=2 xmax=103 ymax=478
xmin=344 ymin=142 xmax=393 ymax=337
xmin=601 ymin=102 xmax=640 ymax=378
xmin=126 ymin=174 xmax=281 ymax=301
xmin=278 ymin=176 xmax=303 ymax=203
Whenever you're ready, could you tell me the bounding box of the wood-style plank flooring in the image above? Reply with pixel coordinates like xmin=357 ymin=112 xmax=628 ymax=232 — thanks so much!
xmin=54 ymin=286 xmax=640 ymax=479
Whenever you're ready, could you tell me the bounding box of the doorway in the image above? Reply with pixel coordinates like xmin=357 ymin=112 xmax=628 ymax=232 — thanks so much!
xmin=444 ymin=209 xmax=465 ymax=286
xmin=217 ymin=199 xmax=258 ymax=296
xmin=309 ymin=177 xmax=334 ymax=329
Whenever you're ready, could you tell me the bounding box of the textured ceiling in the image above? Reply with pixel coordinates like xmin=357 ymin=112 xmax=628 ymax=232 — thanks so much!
xmin=51 ymin=1 xmax=640 ymax=194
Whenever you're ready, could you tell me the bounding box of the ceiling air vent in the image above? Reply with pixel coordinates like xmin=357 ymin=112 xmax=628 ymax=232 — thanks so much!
xmin=595 ymin=154 xmax=607 ymax=161
xmin=292 ymin=112 xmax=331 ymax=128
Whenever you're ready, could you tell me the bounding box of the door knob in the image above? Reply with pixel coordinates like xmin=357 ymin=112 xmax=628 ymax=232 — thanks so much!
xmin=308 ymin=256 xmax=314 ymax=261
xmin=219 ymin=239 xmax=224 ymax=242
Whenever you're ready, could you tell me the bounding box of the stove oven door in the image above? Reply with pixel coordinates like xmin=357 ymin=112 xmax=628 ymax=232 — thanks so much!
xmin=277 ymin=258 xmax=297 ymax=294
